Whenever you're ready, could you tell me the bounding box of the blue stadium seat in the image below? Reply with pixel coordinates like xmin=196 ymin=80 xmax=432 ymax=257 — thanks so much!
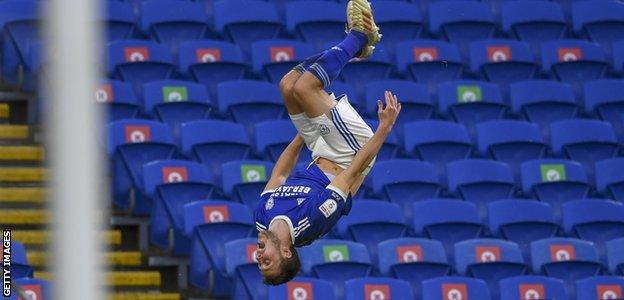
xmin=412 ymin=199 xmax=483 ymax=260
xmin=370 ymin=159 xmax=441 ymax=226
xmin=95 ymin=80 xmax=139 ymax=122
xmin=217 ymin=80 xmax=285 ymax=134
xmin=186 ymin=200 xmax=254 ymax=296
xmin=520 ymin=159 xmax=589 ymax=222
xmin=267 ymin=277 xmax=336 ymax=300
xmin=364 ymin=119 xmax=401 ymax=161
xmin=396 ymin=40 xmax=463 ymax=92
xmin=421 ymin=276 xmax=491 ymax=300
xmin=469 ymin=39 xmax=537 ymax=88
xmin=550 ymin=119 xmax=619 ymax=180
xmin=177 ymin=40 xmax=247 ymax=99
xmin=180 ymin=120 xmax=251 ymax=179
xmin=437 ymin=80 xmax=506 ymax=137
xmin=344 ymin=277 xmax=414 ymax=300
xmin=572 ymin=0 xmax=624 ymax=56
xmin=606 ymin=238 xmax=624 ymax=275
xmin=499 ymin=275 xmax=567 ymax=300
xmin=251 ymin=39 xmax=314 ymax=83
xmin=222 ymin=160 xmax=274 ymax=208
xmin=255 ymin=120 xmax=311 ymax=163
xmin=143 ymin=159 xmax=215 ymax=255
xmin=0 ymin=0 xmax=40 ymax=89
xmin=584 ymin=79 xmax=624 ymax=143
xmin=374 ymin=1 xmax=424 ymax=57
xmin=326 ymin=82 xmax=362 ymax=112
xmin=337 ymin=44 xmax=394 ymax=99
xmin=225 ymin=238 xmax=267 ymax=300
xmin=596 ymin=158 xmax=624 ymax=202
xmin=335 ymin=199 xmax=408 ymax=263
xmin=428 ymin=1 xmax=496 ymax=57
xmin=455 ymin=238 xmax=527 ymax=299
xmin=285 ymin=1 xmax=346 ymax=51
xmin=562 ymin=199 xmax=624 ymax=262
xmin=403 ymin=120 xmax=472 ymax=176
xmin=104 ymin=1 xmax=135 ymax=41
xmin=214 ymin=0 xmax=282 ymax=54
xmin=140 ymin=0 xmax=210 ymax=52
xmin=576 ymin=276 xmax=624 ymax=300
xmin=106 ymin=40 xmax=174 ymax=96
xmin=510 ymin=80 xmax=578 ymax=139
xmin=378 ymin=238 xmax=451 ymax=299
xmin=447 ymin=159 xmax=516 ymax=221
xmin=299 ymin=239 xmax=372 ymax=299
xmin=13 ymin=278 xmax=51 ymax=299
xmin=10 ymin=241 xmax=32 ymax=279
xmin=501 ymin=1 xmax=567 ymax=53
xmin=614 ymin=40 xmax=624 ymax=76
xmin=107 ymin=119 xmax=176 ymax=215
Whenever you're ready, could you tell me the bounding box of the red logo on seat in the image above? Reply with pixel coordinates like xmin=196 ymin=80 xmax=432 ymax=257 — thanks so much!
xmin=365 ymin=284 xmax=390 ymax=300
xmin=397 ymin=245 xmax=423 ymax=263
xmin=475 ymin=246 xmax=501 ymax=263
xmin=558 ymin=48 xmax=582 ymax=62
xmin=597 ymin=285 xmax=623 ymax=300
xmin=19 ymin=284 xmax=42 ymax=300
xmin=162 ymin=167 xmax=188 ymax=183
xmin=196 ymin=48 xmax=221 ymax=63
xmin=443 ymin=283 xmax=468 ymax=300
xmin=519 ymin=284 xmax=544 ymax=300
xmin=487 ymin=46 xmax=512 ymax=62
xmin=124 ymin=125 xmax=151 ymax=143
xmin=203 ymin=205 xmax=229 ymax=223
xmin=124 ymin=47 xmax=150 ymax=62
xmin=287 ymin=281 xmax=314 ymax=300
xmin=549 ymin=244 xmax=576 ymax=262
xmin=270 ymin=47 xmax=295 ymax=62
xmin=413 ymin=48 xmax=439 ymax=62
xmin=95 ymin=84 xmax=113 ymax=103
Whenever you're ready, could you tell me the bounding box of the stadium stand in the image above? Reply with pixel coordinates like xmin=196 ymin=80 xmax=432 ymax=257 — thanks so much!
xmin=595 ymin=157 xmax=624 ymax=202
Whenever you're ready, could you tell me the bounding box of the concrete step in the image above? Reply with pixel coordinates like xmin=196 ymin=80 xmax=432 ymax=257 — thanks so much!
xmin=0 ymin=209 xmax=47 ymax=225
xmin=110 ymin=293 xmax=180 ymax=300
xmin=0 ymin=146 xmax=44 ymax=161
xmin=27 ymin=251 xmax=142 ymax=267
xmin=35 ymin=271 xmax=162 ymax=287
xmin=0 ymin=125 xmax=28 ymax=140
xmin=0 ymin=187 xmax=47 ymax=203
xmin=12 ymin=229 xmax=121 ymax=246
xmin=0 ymin=167 xmax=47 ymax=182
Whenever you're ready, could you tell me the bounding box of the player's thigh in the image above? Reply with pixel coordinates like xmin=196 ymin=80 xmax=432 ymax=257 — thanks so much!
xmin=292 ymin=72 xmax=335 ymax=118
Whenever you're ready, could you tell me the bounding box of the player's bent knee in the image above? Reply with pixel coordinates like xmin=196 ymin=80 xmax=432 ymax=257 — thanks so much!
xmin=279 ymin=72 xmax=298 ymax=95
xmin=292 ymin=76 xmax=320 ymax=101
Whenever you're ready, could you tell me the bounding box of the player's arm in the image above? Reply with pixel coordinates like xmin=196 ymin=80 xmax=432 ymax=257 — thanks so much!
xmin=263 ymin=134 xmax=305 ymax=192
xmin=330 ymin=91 xmax=401 ymax=197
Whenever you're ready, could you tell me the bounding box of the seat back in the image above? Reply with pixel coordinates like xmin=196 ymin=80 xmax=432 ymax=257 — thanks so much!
xmin=184 ymin=200 xmax=253 ymax=236
xmin=378 ymin=238 xmax=449 ymax=276
xmin=143 ymin=80 xmax=210 ymax=115
xmin=285 ymin=1 xmax=345 ymax=50
xmin=429 ymin=1 xmax=495 ymax=55
xmin=374 ymin=1 xmax=423 ymax=51
xmin=572 ymin=0 xmax=624 ymax=52
xmin=501 ymin=1 xmax=566 ymax=48
xmin=221 ymin=160 xmax=274 ymax=207
xmin=143 ymin=159 xmax=213 ymax=198
xmin=614 ymin=40 xmax=624 ymax=74
xmin=541 ymin=40 xmax=607 ymax=92
xmin=530 ymin=237 xmax=601 ymax=278
xmin=10 ymin=241 xmax=32 ymax=279
xmin=575 ymin=276 xmax=624 ymax=300
xmin=475 ymin=120 xmax=544 ymax=160
xmin=217 ymin=80 xmax=284 ymax=133
xmin=421 ymin=276 xmax=491 ymax=300
xmin=488 ymin=199 xmax=557 ymax=248
xmin=106 ymin=119 xmax=174 ymax=156
xmin=365 ymin=80 xmax=432 ymax=126
xmin=607 ymin=238 xmax=624 ymax=275
xmin=344 ymin=277 xmax=414 ymax=300
xmin=468 ymin=39 xmax=535 ymax=78
xmin=447 ymin=159 xmax=515 ymax=194
xmin=96 ymin=79 xmax=139 ymax=121
xmin=268 ymin=277 xmax=336 ymax=300
xmin=214 ymin=0 xmax=281 ymax=53
xmin=223 ymin=238 xmax=266 ymax=299
xmin=595 ymin=158 xmax=624 ymax=201
xmin=177 ymin=39 xmax=246 ymax=74
xmin=14 ymin=278 xmax=51 ymax=300
xmin=499 ymin=275 xmax=567 ymax=300
xmin=104 ymin=1 xmax=135 ymax=40
xmin=254 ymin=120 xmax=301 ymax=160
xmin=0 ymin=0 xmax=40 ymax=84
xmin=584 ymin=79 xmax=624 ymax=113
xmin=251 ymin=39 xmax=314 ymax=82
xmin=140 ymin=0 xmax=208 ymax=51
xmin=395 ymin=39 xmax=462 ymax=89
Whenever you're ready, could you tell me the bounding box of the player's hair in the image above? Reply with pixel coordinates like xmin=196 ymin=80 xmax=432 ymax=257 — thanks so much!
xmin=263 ymin=244 xmax=301 ymax=286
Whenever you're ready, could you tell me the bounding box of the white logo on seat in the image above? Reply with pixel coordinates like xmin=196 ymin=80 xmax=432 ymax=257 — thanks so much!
xmin=24 ymin=291 xmax=37 ymax=300
xmin=201 ymin=53 xmax=216 ymax=63
xmin=480 ymin=251 xmax=497 ymax=262
xmin=603 ymin=290 xmax=618 ymax=299
xmin=328 ymin=250 xmax=344 ymax=262
xmin=491 ymin=50 xmax=508 ymax=62
xmin=274 ymin=51 xmax=291 ymax=62
xmin=524 ymin=289 xmax=540 ymax=299
xmin=246 ymin=169 xmax=261 ymax=182
xmin=418 ymin=52 xmax=434 ymax=62
xmin=167 ymin=172 xmax=183 ymax=183
xmin=167 ymin=91 xmax=183 ymax=102
xmin=95 ymin=89 xmax=109 ymax=102
xmin=447 ymin=289 xmax=463 ymax=300
xmin=402 ymin=251 xmax=419 ymax=262
xmin=562 ymin=52 xmax=578 ymax=62
xmin=129 ymin=130 xmax=146 ymax=143
xmin=546 ymin=169 xmax=561 ymax=181
xmin=462 ymin=91 xmax=478 ymax=102
xmin=209 ymin=211 xmax=224 ymax=223
xmin=369 ymin=290 xmax=385 ymax=300
xmin=129 ymin=52 xmax=145 ymax=62
xmin=293 ymin=287 xmax=308 ymax=300
xmin=555 ymin=249 xmax=571 ymax=261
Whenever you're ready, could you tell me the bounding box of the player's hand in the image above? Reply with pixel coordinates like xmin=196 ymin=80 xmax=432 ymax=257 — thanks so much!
xmin=377 ymin=91 xmax=401 ymax=129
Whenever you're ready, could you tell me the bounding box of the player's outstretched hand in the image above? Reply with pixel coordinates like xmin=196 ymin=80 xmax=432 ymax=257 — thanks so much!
xmin=377 ymin=91 xmax=401 ymax=129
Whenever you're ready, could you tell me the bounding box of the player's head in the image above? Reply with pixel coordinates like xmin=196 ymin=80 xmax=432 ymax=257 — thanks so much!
xmin=256 ymin=229 xmax=301 ymax=285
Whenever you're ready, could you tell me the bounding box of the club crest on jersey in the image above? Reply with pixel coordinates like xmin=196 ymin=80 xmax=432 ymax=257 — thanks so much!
xmin=319 ymin=124 xmax=331 ymax=136
xmin=265 ymin=197 xmax=274 ymax=210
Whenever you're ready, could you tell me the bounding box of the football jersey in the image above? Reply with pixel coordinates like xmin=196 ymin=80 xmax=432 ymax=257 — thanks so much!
xmin=255 ymin=163 xmax=351 ymax=247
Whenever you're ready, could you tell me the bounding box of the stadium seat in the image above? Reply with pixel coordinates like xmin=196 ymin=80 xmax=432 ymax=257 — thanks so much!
xmin=437 ymin=80 xmax=506 ymax=137
xmin=428 ymin=1 xmax=496 ymax=57
xmin=520 ymin=159 xmax=589 ymax=221
xmin=95 ymin=79 xmax=139 ymax=122
xmin=421 ymin=276 xmax=491 ymax=300
xmin=251 ymin=39 xmax=314 ymax=83
xmin=177 ymin=40 xmax=247 ymax=99
xmin=337 ymin=44 xmax=394 ymax=99
xmin=396 ymin=40 xmax=463 ymax=92
xmin=550 ymin=119 xmax=619 ymax=179
xmin=222 ymin=160 xmax=274 ymax=208
xmin=0 ymin=0 xmax=40 ymax=89
xmin=285 ymin=1 xmax=346 ymax=51
xmin=106 ymin=40 xmax=174 ymax=96
xmin=488 ymin=199 xmax=558 ymax=259
xmin=140 ymin=0 xmax=210 ymax=52
xmin=364 ymin=119 xmax=401 ymax=162
xmin=455 ymin=238 xmax=527 ymax=299
xmin=412 ymin=199 xmax=483 ymax=260
xmin=499 ymin=275 xmax=567 ymax=300
xmin=255 ymin=120 xmax=312 ymax=163
xmin=217 ymin=80 xmax=285 ymax=134
xmin=510 ymin=80 xmax=578 ymax=139
xmin=501 ymin=1 xmax=567 ymax=53
xmin=344 ymin=277 xmax=414 ymax=300
xmin=299 ymin=239 xmax=373 ymax=299
xmin=403 ymin=120 xmax=472 ymax=177
xmin=13 ymin=278 xmax=51 ymax=300
xmin=576 ymin=276 xmax=624 ymax=300
xmin=572 ymin=0 xmax=624 ymax=56
xmin=104 ymin=1 xmax=136 ymax=41
xmin=373 ymin=1 xmax=424 ymax=56
xmin=476 ymin=120 xmax=546 ymax=177
xmin=224 ymin=238 xmax=267 ymax=300
xmin=469 ymin=39 xmax=537 ymax=88
xmin=267 ymin=277 xmax=336 ymax=300
xmin=143 ymin=159 xmax=215 ymax=255
xmin=447 ymin=159 xmax=516 ymax=221
xmin=186 ymin=200 xmax=254 ymax=296
xmin=378 ymin=238 xmax=451 ymax=299
xmin=10 ymin=241 xmax=32 ymax=279
xmin=596 ymin=158 xmax=624 ymax=202
xmin=180 ymin=120 xmax=251 ymax=179
xmin=214 ymin=0 xmax=282 ymax=54
xmin=107 ymin=119 xmax=176 ymax=215
xmin=326 ymin=82 xmax=362 ymax=112
xmin=562 ymin=199 xmax=624 ymax=262
xmin=614 ymin=40 xmax=624 ymax=76
xmin=606 ymin=238 xmax=624 ymax=275
xmin=335 ymin=199 xmax=408 ymax=263
xmin=370 ymin=159 xmax=441 ymax=226
xmin=584 ymin=79 xmax=624 ymax=143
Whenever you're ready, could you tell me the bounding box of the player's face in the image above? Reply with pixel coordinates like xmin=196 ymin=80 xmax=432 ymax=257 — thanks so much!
xmin=256 ymin=231 xmax=282 ymax=277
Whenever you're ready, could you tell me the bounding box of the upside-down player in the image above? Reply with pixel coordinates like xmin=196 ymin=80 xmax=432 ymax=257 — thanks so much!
xmin=254 ymin=0 xmax=401 ymax=285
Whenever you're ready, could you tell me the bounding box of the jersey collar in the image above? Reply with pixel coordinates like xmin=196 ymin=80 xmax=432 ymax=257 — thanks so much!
xmin=269 ymin=215 xmax=295 ymax=245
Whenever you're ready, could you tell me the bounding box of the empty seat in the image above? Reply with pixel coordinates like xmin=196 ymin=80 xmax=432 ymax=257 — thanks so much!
xmin=455 ymin=238 xmax=527 ymax=299
xmin=10 ymin=241 xmax=32 ymax=279
xmin=107 ymin=119 xmax=176 ymax=215
xmin=222 ymin=160 xmax=274 ymax=208
xmin=255 ymin=120 xmax=311 ymax=163
xmin=326 ymin=82 xmax=362 ymax=112
xmin=396 ymin=40 xmax=463 ymax=92
xmin=140 ymin=0 xmax=210 ymax=51
xmin=285 ymin=1 xmax=346 ymax=50
xmin=501 ymin=1 xmax=567 ymax=52
xmin=104 ymin=1 xmax=136 ymax=41
xmin=575 ymin=276 xmax=624 ymax=300
xmin=344 ymin=277 xmax=414 ymax=300
xmin=572 ymin=0 xmax=624 ymax=56
xmin=0 ymin=0 xmax=40 ymax=88
xmin=143 ymin=159 xmax=215 ymax=255
xmin=447 ymin=159 xmax=516 ymax=221
xmin=267 ymin=277 xmax=336 ymax=300
xmin=187 ymin=200 xmax=254 ymax=296
xmin=224 ymin=238 xmax=267 ymax=300
xmin=364 ymin=119 xmax=401 ymax=161
xmin=421 ymin=276 xmax=491 ymax=300
xmin=606 ymin=238 xmax=624 ymax=275
xmin=469 ymin=39 xmax=537 ymax=88
xmin=251 ymin=39 xmax=314 ymax=83
xmin=614 ymin=40 xmax=624 ymax=75
xmin=13 ymin=278 xmax=51 ymax=299
xmin=95 ymin=79 xmax=139 ymax=122
xmin=499 ymin=275 xmax=567 ymax=300
xmin=520 ymin=159 xmax=589 ymax=221
xmin=374 ymin=1 xmax=424 ymax=56
xmin=584 ymin=79 xmax=624 ymax=143
xmin=596 ymin=158 xmax=624 ymax=202
xmin=338 ymin=44 xmax=394 ymax=99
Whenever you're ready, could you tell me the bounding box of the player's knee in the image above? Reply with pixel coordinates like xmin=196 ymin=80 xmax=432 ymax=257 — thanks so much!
xmin=292 ymin=75 xmax=320 ymax=101
xmin=279 ymin=72 xmax=297 ymax=96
